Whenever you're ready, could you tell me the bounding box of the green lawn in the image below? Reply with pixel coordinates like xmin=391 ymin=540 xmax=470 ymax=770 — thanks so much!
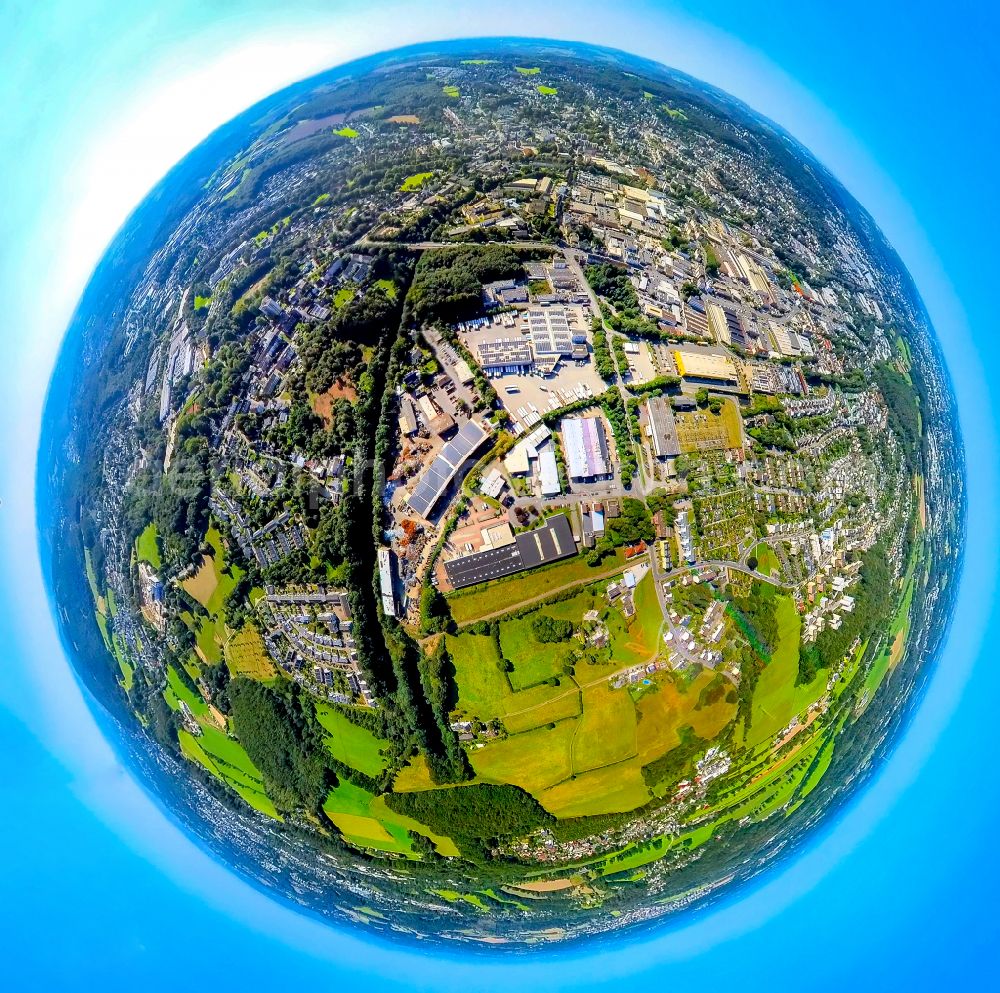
xmin=334 ymin=125 xmax=359 ymax=138
xmin=752 ymin=542 xmax=780 ymax=578
xmin=333 ymin=285 xmax=356 ymax=308
xmin=400 ymin=171 xmax=434 ymax=192
xmin=442 ymin=85 xmax=460 ymax=98
xmin=316 ymin=704 xmax=389 ymax=777
xmin=461 ymin=59 xmax=496 ymax=65
xmin=312 ymin=192 xmax=331 ymax=205
xmin=515 ymin=66 xmax=541 ymax=75
xmin=193 ymin=294 xmax=211 ymax=311
xmin=374 ymin=277 xmax=397 ymax=300
xmin=537 ymin=85 xmax=558 ymax=95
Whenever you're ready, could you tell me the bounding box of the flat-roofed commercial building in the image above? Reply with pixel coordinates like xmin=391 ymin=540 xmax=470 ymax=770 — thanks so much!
xmin=672 ymin=349 xmax=738 ymax=384
xmin=377 ymin=547 xmax=396 ymax=617
xmin=538 ymin=449 xmax=561 ymax=497
xmin=644 ymin=396 xmax=681 ymax=459
xmin=563 ymin=415 xmax=612 ymax=480
xmin=444 ymin=513 xmax=576 ymax=590
xmin=527 ymin=306 xmax=575 ymax=356
xmin=478 ymin=338 xmax=533 ymax=374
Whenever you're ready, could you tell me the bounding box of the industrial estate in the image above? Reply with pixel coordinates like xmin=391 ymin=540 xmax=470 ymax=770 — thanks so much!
xmin=62 ymin=44 xmax=960 ymax=944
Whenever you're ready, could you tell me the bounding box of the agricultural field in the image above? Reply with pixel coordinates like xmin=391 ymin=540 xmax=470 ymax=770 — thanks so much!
xmin=224 ymin=624 xmax=276 ymax=681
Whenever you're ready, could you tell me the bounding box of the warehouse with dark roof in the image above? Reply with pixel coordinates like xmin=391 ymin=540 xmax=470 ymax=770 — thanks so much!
xmin=444 ymin=513 xmax=577 ymax=590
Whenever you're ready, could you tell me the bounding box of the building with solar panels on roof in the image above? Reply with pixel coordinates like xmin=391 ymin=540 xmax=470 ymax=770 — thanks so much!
xmin=406 ymin=419 xmax=492 ymax=520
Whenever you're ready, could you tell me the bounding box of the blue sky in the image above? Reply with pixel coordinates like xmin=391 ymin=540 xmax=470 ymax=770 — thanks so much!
xmin=1 ymin=1 xmax=999 ymax=987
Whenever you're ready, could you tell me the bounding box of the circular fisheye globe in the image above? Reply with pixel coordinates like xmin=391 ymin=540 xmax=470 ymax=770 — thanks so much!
xmin=41 ymin=40 xmax=962 ymax=947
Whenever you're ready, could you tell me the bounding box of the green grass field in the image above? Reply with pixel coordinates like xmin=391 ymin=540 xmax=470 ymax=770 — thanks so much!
xmin=461 ymin=59 xmax=496 ymax=65
xmin=334 ymin=125 xmax=359 ymax=138
xmin=515 ymin=66 xmax=541 ymax=75
xmin=323 ymin=780 xmax=458 ymax=856
xmin=447 ymin=630 xmax=510 ymax=718
xmin=442 ymin=85 xmax=460 ymax=98
xmin=316 ymin=704 xmax=389 ymax=777
xmin=498 ymin=614 xmax=573 ymax=689
xmin=744 ymin=593 xmax=824 ymax=747
xmin=373 ymin=277 xmax=397 ymax=299
xmin=504 ymin=691 xmax=581 ymax=733
xmin=136 ymin=523 xmax=162 ymax=568
xmin=606 ymin=573 xmax=661 ymax=667
xmin=333 ymin=285 xmax=355 ymax=308
xmin=168 ymin=668 xmax=278 ymax=819
xmin=538 ymin=758 xmax=650 ymax=818
xmin=400 ymin=171 xmax=434 ymax=191
xmin=573 ymin=682 xmax=637 ymax=772
xmin=537 ymin=85 xmax=558 ymax=95
xmin=752 ymin=542 xmax=780 ymax=578
xmin=470 ymin=721 xmax=577 ymax=795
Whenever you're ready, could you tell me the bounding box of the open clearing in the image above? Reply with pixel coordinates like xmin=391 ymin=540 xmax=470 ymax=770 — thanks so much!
xmin=136 ymin=523 xmax=161 ymax=569
xmin=323 ymin=780 xmax=458 ymax=856
xmin=401 ymin=171 xmax=434 ymax=191
xmin=470 ymin=720 xmax=577 ymax=795
xmin=573 ymin=682 xmax=637 ymax=772
xmin=743 ymin=593 xmax=824 ymax=747
xmin=316 ymin=704 xmax=389 ymax=777
xmin=538 ymin=759 xmax=650 ymax=818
